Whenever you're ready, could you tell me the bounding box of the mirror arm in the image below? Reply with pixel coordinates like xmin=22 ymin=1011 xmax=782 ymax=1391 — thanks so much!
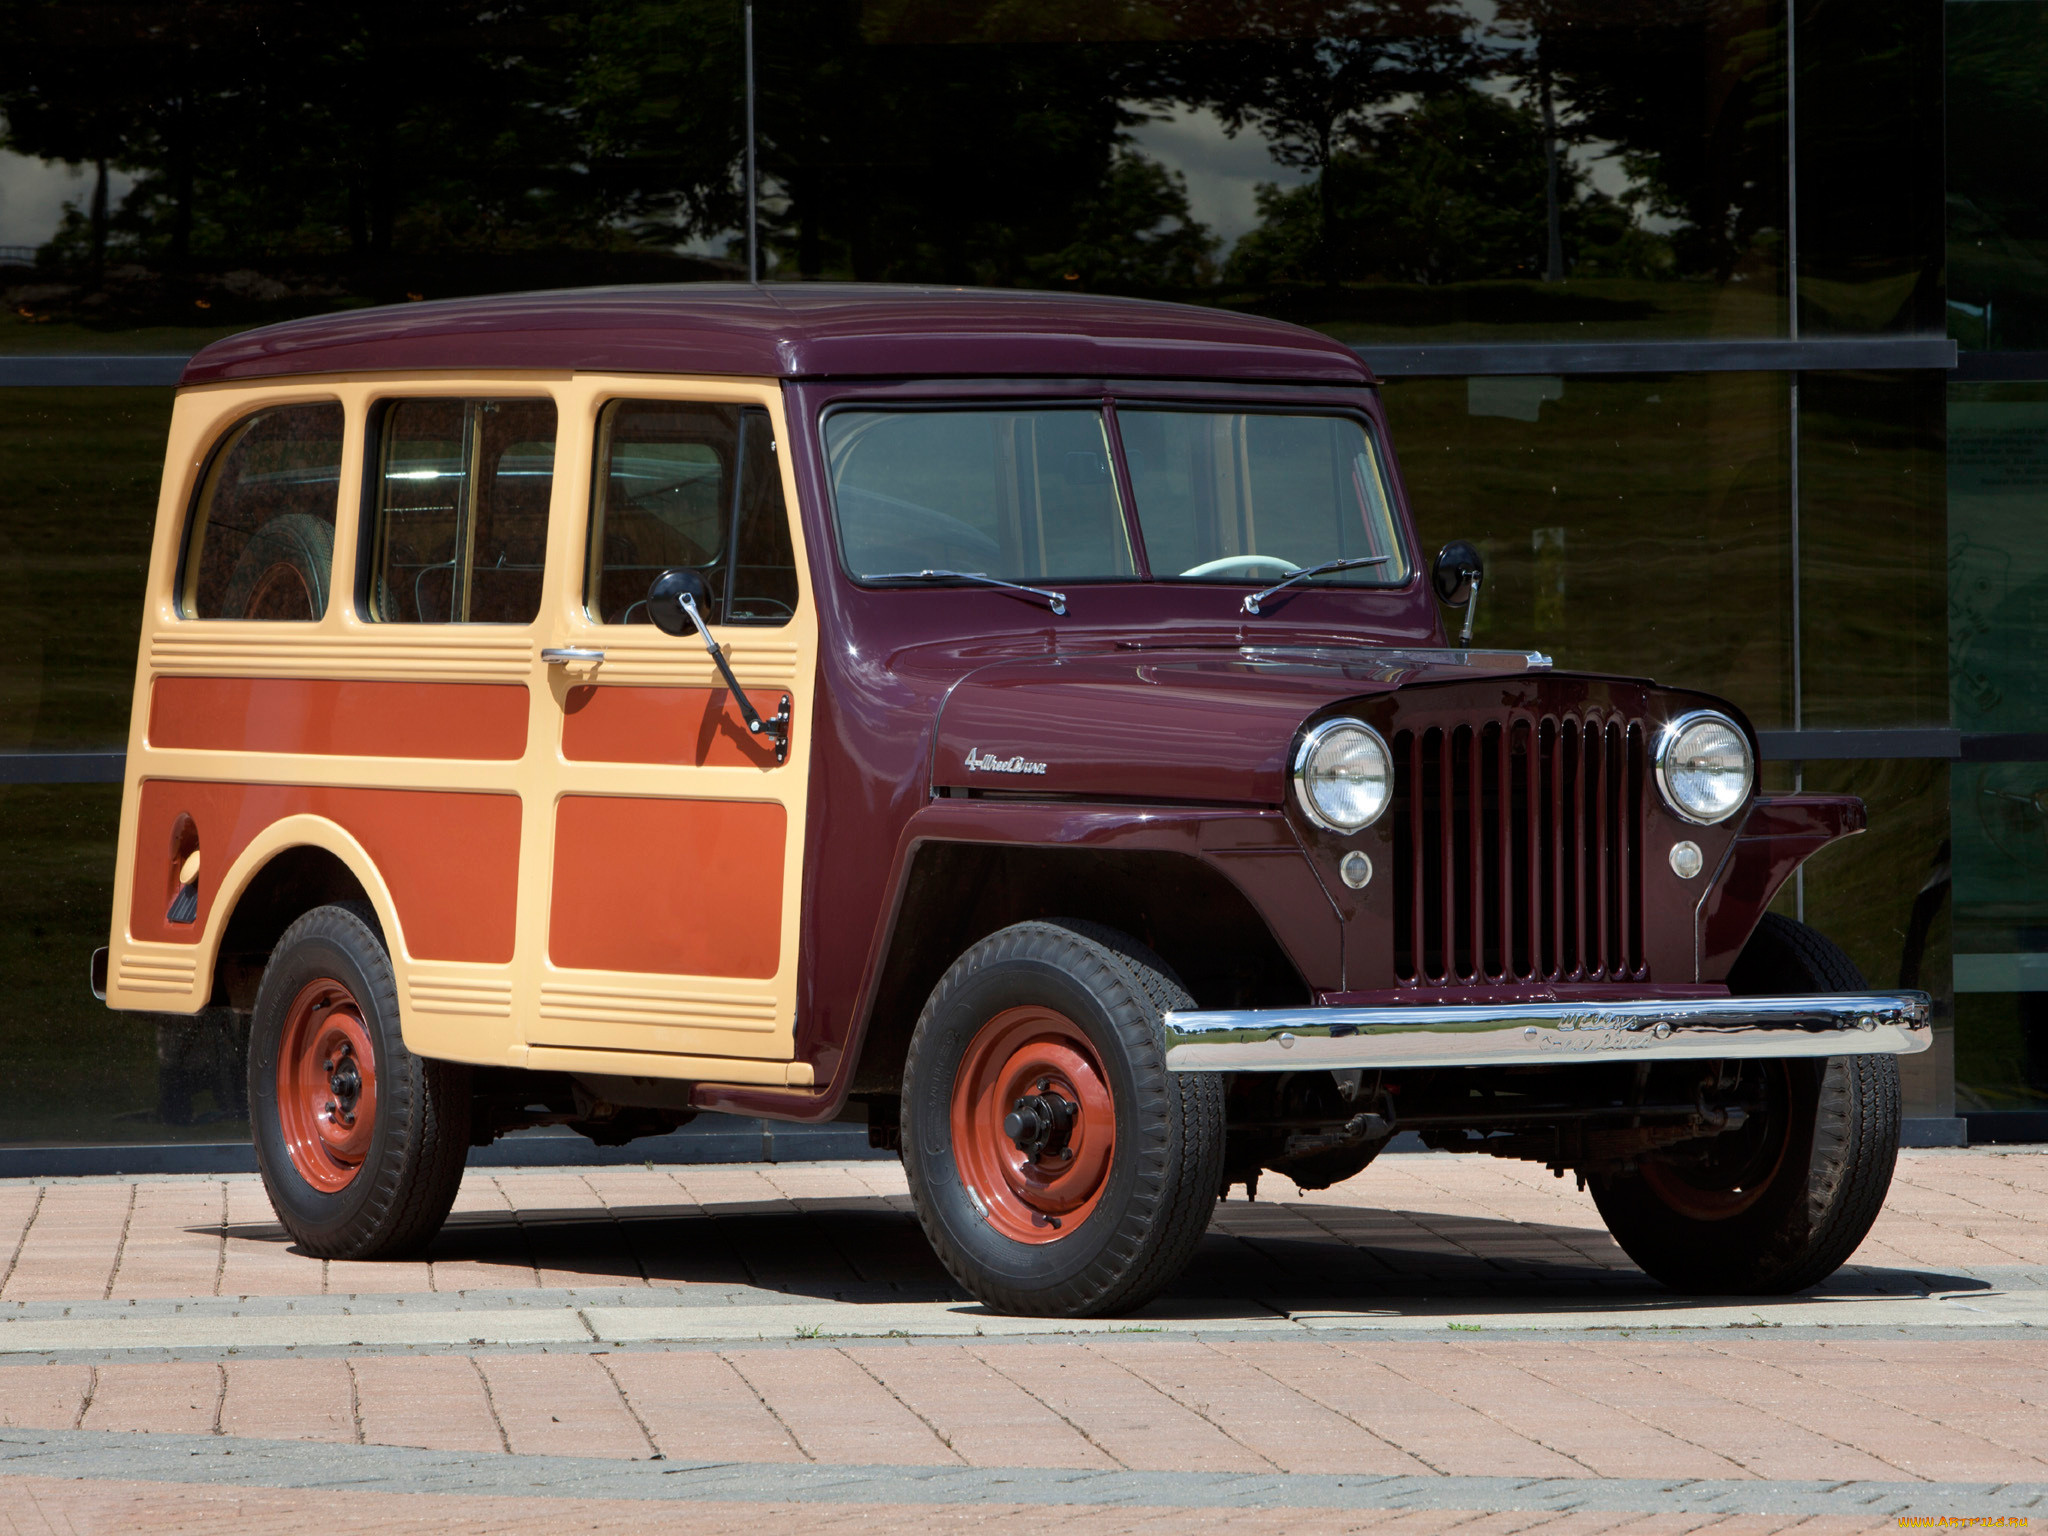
xmin=678 ymin=593 xmax=791 ymax=764
xmin=1459 ymin=574 xmax=1481 ymax=644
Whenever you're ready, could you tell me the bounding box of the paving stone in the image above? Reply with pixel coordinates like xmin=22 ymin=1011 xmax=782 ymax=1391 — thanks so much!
xmin=1091 ymin=1337 xmax=1431 ymax=1475
xmin=218 ymin=1356 xmax=354 ymax=1443
xmin=973 ymin=1340 xmax=1275 ymax=1472
xmin=601 ymin=1348 xmax=809 ymax=1462
xmin=1350 ymin=1340 xmax=1747 ymax=1480
xmin=2 ymin=1184 xmax=132 ymax=1301
xmin=107 ymin=1183 xmax=224 ymax=1300
xmin=474 ymin=1352 xmax=650 ymax=1459
xmin=1218 ymin=1339 xmax=1585 ymax=1479
xmin=79 ymin=1361 xmax=222 ymax=1435
xmin=0 ymin=1362 xmax=91 ymax=1429
xmin=842 ymin=1343 xmax=1115 ymax=1468
xmin=720 ymin=1344 xmax=961 ymax=1465
xmin=349 ymin=1355 xmax=503 ymax=1453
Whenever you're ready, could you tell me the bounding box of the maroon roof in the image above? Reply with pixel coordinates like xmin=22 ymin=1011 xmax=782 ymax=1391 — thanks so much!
xmin=178 ymin=283 xmax=1372 ymax=387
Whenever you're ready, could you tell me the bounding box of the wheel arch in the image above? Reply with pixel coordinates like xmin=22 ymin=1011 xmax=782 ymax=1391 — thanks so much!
xmin=205 ymin=816 xmax=405 ymax=1013
xmin=848 ymin=839 xmax=1306 ymax=1097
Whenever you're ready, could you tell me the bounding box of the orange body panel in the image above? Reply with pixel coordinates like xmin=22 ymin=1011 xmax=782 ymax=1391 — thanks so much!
xmin=549 ymin=795 xmax=785 ymax=978
xmin=131 ymin=780 xmax=522 ymax=961
xmin=561 ymin=684 xmax=783 ymax=769
xmin=148 ymin=678 xmax=529 ymax=759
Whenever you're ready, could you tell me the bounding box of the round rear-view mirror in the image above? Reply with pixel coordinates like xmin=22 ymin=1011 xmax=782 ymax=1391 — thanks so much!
xmin=1432 ymin=541 xmax=1484 ymax=607
xmin=647 ymin=568 xmax=712 ymax=636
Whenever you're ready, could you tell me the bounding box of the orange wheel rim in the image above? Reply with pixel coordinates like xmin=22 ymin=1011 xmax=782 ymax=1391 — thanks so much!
xmin=1639 ymin=1067 xmax=1792 ymax=1221
xmin=949 ymin=1005 xmax=1116 ymax=1245
xmin=275 ymin=978 xmax=377 ymax=1193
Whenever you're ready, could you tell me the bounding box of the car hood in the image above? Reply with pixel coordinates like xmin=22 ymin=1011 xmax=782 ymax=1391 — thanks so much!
xmin=930 ymin=645 xmax=1558 ymax=804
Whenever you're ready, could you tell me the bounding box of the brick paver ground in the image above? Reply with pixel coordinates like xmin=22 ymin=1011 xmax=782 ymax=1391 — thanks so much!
xmin=0 ymin=1147 xmax=2044 ymax=1532
xmin=0 ymin=1473 xmax=1923 ymax=1535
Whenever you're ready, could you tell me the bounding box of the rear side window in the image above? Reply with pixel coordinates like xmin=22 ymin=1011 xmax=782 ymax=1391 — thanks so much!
xmin=367 ymin=398 xmax=556 ymax=624
xmin=587 ymin=400 xmax=797 ymax=626
xmin=179 ymin=402 xmax=345 ymax=620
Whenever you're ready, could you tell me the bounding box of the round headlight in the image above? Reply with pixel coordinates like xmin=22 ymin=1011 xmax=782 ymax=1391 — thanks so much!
xmin=1294 ymin=719 xmax=1392 ymax=832
xmin=1655 ymin=711 xmax=1753 ymax=825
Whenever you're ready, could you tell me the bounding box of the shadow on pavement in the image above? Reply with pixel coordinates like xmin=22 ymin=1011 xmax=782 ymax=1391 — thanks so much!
xmin=207 ymin=1193 xmax=1989 ymax=1306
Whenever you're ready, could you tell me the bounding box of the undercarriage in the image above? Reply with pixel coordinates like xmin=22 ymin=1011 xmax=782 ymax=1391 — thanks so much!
xmin=1223 ymin=1058 xmax=1785 ymax=1194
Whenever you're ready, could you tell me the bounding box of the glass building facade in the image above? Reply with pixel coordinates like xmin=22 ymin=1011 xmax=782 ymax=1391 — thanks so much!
xmin=0 ymin=0 xmax=2039 ymax=1146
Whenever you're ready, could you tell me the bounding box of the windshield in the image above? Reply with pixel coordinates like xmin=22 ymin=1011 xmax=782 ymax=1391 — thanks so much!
xmin=824 ymin=405 xmax=1409 ymax=591
xmin=826 ymin=409 xmax=1134 ymax=582
xmin=1118 ymin=409 xmax=1409 ymax=587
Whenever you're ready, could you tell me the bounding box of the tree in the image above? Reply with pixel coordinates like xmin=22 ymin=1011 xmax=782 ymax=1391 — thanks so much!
xmin=0 ymin=2 xmax=213 ymax=275
xmin=1166 ymin=0 xmax=1483 ymax=284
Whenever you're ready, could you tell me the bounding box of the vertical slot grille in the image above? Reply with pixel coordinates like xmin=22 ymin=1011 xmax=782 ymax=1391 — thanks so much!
xmin=1393 ymin=714 xmax=1645 ymax=985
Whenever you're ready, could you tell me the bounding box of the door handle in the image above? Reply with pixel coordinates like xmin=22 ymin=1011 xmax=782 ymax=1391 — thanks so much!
xmin=541 ymin=647 xmax=605 ymax=665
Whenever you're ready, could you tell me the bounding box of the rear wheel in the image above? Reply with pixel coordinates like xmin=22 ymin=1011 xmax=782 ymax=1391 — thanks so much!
xmin=1590 ymin=914 xmax=1902 ymax=1293
xmin=901 ymin=920 xmax=1224 ymax=1317
xmin=248 ymin=903 xmax=470 ymax=1259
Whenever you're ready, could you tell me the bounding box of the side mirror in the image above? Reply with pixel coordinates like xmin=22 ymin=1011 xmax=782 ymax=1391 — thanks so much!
xmin=1432 ymin=540 xmax=1483 ymax=607
xmin=647 ymin=567 xmax=712 ymax=637
xmin=645 ymin=567 xmax=792 ymax=763
xmin=1431 ymin=540 xmax=1485 ymax=644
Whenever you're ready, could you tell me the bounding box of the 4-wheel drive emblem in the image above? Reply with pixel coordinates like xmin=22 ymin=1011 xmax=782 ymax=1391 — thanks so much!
xmin=965 ymin=747 xmax=1048 ymax=775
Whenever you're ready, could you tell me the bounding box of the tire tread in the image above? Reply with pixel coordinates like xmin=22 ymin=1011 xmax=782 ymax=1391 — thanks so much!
xmin=251 ymin=902 xmax=468 ymax=1260
xmin=902 ymin=919 xmax=1223 ymax=1317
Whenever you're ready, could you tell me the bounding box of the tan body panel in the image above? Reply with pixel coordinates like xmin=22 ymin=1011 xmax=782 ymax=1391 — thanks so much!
xmin=106 ymin=371 xmax=819 ymax=1087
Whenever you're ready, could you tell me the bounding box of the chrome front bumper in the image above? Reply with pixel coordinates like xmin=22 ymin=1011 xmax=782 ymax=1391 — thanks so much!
xmin=1162 ymin=992 xmax=1932 ymax=1073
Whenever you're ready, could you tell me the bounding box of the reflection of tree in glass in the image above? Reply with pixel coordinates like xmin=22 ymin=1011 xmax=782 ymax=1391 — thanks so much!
xmin=1495 ymin=0 xmax=1787 ymax=287
xmin=1202 ymin=0 xmax=1782 ymax=292
xmin=755 ymin=0 xmax=1212 ymax=286
xmin=1177 ymin=0 xmax=1479 ymax=286
xmin=1227 ymin=89 xmax=1657 ymax=286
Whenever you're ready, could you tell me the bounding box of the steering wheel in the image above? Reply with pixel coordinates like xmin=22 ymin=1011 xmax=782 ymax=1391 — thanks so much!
xmin=1178 ymin=554 xmax=1299 ymax=580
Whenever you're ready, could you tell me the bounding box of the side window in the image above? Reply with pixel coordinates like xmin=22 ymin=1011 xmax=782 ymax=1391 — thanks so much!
xmin=180 ymin=402 xmax=344 ymax=620
xmin=588 ymin=400 xmax=797 ymax=627
xmin=367 ymin=398 xmax=556 ymax=623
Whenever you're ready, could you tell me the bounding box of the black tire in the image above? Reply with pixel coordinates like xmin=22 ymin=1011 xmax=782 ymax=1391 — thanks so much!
xmin=1590 ymin=913 xmax=1902 ymax=1293
xmin=248 ymin=902 xmax=470 ymax=1259
xmin=901 ymin=919 xmax=1225 ymax=1317
xmin=222 ymin=512 xmax=333 ymax=620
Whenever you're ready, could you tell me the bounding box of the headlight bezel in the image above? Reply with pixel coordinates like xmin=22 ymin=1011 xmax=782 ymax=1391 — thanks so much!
xmin=1292 ymin=717 xmax=1393 ymax=834
xmin=1653 ymin=709 xmax=1754 ymax=827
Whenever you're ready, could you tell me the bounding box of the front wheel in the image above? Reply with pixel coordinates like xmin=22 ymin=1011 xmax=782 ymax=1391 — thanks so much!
xmin=1590 ymin=915 xmax=1902 ymax=1293
xmin=248 ymin=903 xmax=471 ymax=1259
xmin=901 ymin=920 xmax=1224 ymax=1317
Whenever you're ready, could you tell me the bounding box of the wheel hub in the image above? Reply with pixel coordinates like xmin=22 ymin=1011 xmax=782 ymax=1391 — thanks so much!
xmin=1004 ymin=1083 xmax=1077 ymax=1162
xmin=326 ymin=1050 xmax=362 ymax=1127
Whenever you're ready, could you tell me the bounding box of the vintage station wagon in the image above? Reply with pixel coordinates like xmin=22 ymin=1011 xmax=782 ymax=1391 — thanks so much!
xmin=99 ymin=285 xmax=1929 ymax=1316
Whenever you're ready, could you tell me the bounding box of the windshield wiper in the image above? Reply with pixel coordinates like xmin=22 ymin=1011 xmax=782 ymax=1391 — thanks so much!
xmin=1242 ymin=555 xmax=1391 ymax=616
xmin=867 ymin=569 xmax=1068 ymax=616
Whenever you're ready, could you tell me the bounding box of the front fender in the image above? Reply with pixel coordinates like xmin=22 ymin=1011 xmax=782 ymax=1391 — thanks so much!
xmin=691 ymin=800 xmax=1337 ymax=1123
xmin=1695 ymin=793 xmax=1866 ymax=978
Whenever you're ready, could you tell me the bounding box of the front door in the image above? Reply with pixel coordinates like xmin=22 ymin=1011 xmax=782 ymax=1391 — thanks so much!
xmin=524 ymin=376 xmax=817 ymax=1087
